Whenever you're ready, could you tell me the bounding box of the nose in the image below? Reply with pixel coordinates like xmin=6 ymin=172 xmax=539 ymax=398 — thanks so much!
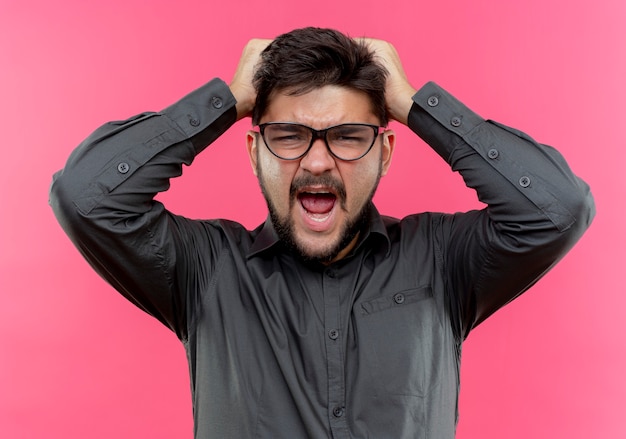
xmin=299 ymin=138 xmax=336 ymax=175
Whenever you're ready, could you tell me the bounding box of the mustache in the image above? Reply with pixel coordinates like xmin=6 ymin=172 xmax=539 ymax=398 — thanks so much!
xmin=290 ymin=174 xmax=347 ymax=206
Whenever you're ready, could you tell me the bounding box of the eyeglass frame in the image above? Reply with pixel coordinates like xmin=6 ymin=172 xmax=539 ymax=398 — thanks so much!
xmin=255 ymin=122 xmax=386 ymax=162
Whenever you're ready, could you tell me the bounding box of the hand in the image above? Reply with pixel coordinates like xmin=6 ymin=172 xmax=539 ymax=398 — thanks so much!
xmin=359 ymin=38 xmax=417 ymax=125
xmin=230 ymin=38 xmax=273 ymax=121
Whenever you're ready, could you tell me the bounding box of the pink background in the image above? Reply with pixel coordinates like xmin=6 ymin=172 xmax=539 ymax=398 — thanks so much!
xmin=1 ymin=0 xmax=624 ymax=437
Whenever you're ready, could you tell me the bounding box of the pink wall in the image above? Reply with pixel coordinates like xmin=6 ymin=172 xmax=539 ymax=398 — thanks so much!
xmin=1 ymin=1 xmax=624 ymax=437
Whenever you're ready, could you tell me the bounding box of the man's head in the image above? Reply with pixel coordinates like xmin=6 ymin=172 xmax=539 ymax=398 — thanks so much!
xmin=251 ymin=27 xmax=389 ymax=126
xmin=246 ymin=28 xmax=395 ymax=264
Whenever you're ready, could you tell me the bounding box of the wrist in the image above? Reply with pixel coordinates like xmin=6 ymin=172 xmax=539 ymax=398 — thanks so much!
xmin=388 ymin=86 xmax=417 ymax=125
xmin=230 ymin=84 xmax=255 ymax=121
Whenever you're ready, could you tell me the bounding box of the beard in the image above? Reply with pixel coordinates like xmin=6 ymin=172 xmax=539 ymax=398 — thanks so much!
xmin=257 ymin=165 xmax=382 ymax=265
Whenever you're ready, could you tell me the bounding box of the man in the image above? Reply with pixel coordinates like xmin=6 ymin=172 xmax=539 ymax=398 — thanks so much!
xmin=50 ymin=27 xmax=594 ymax=438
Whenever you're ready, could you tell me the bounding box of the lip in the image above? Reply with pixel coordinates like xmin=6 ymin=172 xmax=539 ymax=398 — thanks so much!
xmin=297 ymin=184 xmax=338 ymax=196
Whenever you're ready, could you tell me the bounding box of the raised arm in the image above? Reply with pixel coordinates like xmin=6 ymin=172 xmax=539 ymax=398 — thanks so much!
xmin=49 ymin=40 xmax=268 ymax=337
xmin=364 ymin=38 xmax=595 ymax=337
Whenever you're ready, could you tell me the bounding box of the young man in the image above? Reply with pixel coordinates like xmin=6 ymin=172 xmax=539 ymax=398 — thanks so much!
xmin=50 ymin=27 xmax=594 ymax=438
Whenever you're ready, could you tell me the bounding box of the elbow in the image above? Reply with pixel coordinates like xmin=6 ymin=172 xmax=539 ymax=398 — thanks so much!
xmin=564 ymin=180 xmax=596 ymax=240
xmin=49 ymin=169 xmax=85 ymax=241
xmin=49 ymin=170 xmax=68 ymax=220
xmin=543 ymin=180 xmax=595 ymax=257
xmin=505 ymin=179 xmax=595 ymax=260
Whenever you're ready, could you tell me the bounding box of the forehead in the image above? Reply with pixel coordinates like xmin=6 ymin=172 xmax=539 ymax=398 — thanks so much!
xmin=261 ymin=85 xmax=379 ymax=128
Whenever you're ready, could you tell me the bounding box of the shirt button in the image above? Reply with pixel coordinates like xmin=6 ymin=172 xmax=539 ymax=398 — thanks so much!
xmin=117 ymin=162 xmax=130 ymax=174
xmin=519 ymin=176 xmax=531 ymax=188
xmin=393 ymin=293 xmax=405 ymax=304
xmin=211 ymin=96 xmax=223 ymax=109
xmin=427 ymin=95 xmax=439 ymax=107
xmin=488 ymin=149 xmax=499 ymax=159
xmin=450 ymin=116 xmax=462 ymax=127
xmin=332 ymin=407 xmax=344 ymax=418
xmin=325 ymin=269 xmax=336 ymax=278
xmin=189 ymin=117 xmax=200 ymax=127
xmin=328 ymin=329 xmax=339 ymax=340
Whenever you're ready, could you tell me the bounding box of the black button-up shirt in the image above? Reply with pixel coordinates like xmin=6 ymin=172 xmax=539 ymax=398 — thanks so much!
xmin=50 ymin=79 xmax=594 ymax=438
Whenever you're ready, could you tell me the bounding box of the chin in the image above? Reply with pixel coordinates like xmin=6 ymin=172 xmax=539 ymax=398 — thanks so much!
xmin=294 ymin=238 xmax=342 ymax=264
xmin=292 ymin=224 xmax=361 ymax=264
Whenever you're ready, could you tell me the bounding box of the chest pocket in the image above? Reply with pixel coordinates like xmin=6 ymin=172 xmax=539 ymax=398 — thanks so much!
xmin=356 ymin=286 xmax=443 ymax=398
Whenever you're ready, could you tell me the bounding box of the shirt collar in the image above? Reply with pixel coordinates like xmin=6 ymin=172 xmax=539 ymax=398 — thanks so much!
xmin=247 ymin=216 xmax=282 ymax=259
xmin=246 ymin=203 xmax=391 ymax=260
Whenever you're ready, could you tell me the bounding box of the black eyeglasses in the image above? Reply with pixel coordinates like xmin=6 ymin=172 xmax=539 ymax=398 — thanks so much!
xmin=257 ymin=122 xmax=385 ymax=161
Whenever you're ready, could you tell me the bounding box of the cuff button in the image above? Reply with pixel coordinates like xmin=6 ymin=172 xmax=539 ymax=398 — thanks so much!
xmin=117 ymin=162 xmax=130 ymax=174
xmin=211 ymin=96 xmax=223 ymax=109
xmin=519 ymin=176 xmax=531 ymax=187
xmin=488 ymin=149 xmax=499 ymax=159
xmin=427 ymin=96 xmax=439 ymax=107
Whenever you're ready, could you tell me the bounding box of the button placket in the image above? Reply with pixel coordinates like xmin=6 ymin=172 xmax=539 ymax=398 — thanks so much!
xmin=322 ymin=267 xmax=348 ymax=435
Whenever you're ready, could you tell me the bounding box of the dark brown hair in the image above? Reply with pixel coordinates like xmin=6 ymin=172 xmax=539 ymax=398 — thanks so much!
xmin=251 ymin=27 xmax=389 ymax=126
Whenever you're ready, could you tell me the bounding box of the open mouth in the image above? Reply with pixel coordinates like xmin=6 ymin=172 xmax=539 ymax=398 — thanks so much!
xmin=297 ymin=191 xmax=337 ymax=221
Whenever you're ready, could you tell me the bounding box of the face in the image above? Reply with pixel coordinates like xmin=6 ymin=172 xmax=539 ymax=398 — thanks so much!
xmin=247 ymin=85 xmax=395 ymax=264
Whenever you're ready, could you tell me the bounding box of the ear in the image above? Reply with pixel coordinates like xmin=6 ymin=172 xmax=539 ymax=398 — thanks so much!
xmin=380 ymin=129 xmax=395 ymax=177
xmin=246 ymin=130 xmax=259 ymax=176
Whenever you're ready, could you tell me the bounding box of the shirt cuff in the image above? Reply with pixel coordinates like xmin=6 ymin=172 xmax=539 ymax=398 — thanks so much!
xmin=162 ymin=78 xmax=238 ymax=151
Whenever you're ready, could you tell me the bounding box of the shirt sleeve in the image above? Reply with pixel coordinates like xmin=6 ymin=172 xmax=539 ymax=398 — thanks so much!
xmin=407 ymin=81 xmax=595 ymax=339
xmin=49 ymin=78 xmax=237 ymax=339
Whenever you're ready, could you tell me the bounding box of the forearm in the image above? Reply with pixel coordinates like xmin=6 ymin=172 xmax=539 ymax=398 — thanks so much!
xmin=51 ymin=78 xmax=236 ymax=218
xmin=408 ymin=81 xmax=594 ymax=234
